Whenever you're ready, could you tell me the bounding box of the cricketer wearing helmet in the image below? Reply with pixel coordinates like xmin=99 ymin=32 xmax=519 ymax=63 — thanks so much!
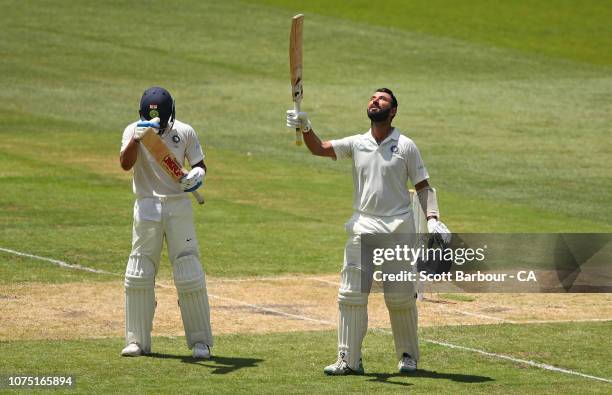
xmin=119 ymin=86 xmax=213 ymax=358
xmin=286 ymin=88 xmax=451 ymax=375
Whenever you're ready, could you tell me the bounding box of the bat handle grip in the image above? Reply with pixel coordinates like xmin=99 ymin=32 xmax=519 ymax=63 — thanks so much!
xmin=294 ymin=101 xmax=303 ymax=146
xmin=192 ymin=190 xmax=205 ymax=205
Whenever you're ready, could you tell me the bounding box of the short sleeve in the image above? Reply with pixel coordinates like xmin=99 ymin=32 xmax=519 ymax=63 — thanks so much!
xmin=120 ymin=124 xmax=135 ymax=153
xmin=185 ymin=126 xmax=205 ymax=166
xmin=330 ymin=135 xmax=357 ymax=159
xmin=405 ymin=140 xmax=429 ymax=185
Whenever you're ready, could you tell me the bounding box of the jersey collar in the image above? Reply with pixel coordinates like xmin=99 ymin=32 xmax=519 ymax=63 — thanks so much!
xmin=364 ymin=127 xmax=400 ymax=146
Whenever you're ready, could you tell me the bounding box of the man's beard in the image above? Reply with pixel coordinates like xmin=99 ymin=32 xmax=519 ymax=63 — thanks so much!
xmin=367 ymin=107 xmax=391 ymax=123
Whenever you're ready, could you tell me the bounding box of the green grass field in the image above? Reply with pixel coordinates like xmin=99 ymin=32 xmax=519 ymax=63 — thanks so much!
xmin=1 ymin=323 xmax=611 ymax=394
xmin=1 ymin=0 xmax=611 ymax=393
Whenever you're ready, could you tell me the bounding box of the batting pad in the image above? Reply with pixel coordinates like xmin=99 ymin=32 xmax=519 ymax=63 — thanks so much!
xmin=337 ymin=266 xmax=369 ymax=369
xmin=125 ymin=254 xmax=156 ymax=353
xmin=173 ymin=255 xmax=213 ymax=348
xmin=385 ymin=292 xmax=419 ymax=361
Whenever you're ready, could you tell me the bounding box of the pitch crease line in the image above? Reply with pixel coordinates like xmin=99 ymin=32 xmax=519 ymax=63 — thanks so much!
xmin=423 ymin=338 xmax=612 ymax=384
xmin=0 ymin=247 xmax=119 ymax=276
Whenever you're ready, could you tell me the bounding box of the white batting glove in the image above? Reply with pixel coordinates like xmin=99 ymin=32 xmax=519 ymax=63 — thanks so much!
xmin=286 ymin=110 xmax=312 ymax=132
xmin=427 ymin=218 xmax=452 ymax=245
xmin=181 ymin=167 xmax=205 ymax=192
xmin=134 ymin=117 xmax=160 ymax=141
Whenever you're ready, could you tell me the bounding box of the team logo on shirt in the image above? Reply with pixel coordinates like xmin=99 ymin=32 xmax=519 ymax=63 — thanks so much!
xmin=390 ymin=145 xmax=399 ymax=153
xmin=172 ymin=135 xmax=180 ymax=143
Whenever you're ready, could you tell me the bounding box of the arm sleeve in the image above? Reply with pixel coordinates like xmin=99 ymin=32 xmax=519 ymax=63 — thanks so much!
xmin=185 ymin=127 xmax=205 ymax=166
xmin=406 ymin=141 xmax=429 ymax=185
xmin=330 ymin=135 xmax=356 ymax=159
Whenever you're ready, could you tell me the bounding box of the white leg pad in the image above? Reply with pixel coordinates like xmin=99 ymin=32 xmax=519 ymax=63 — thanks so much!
xmin=125 ymin=254 xmax=156 ymax=354
xmin=384 ymin=292 xmax=419 ymax=361
xmin=173 ymin=255 xmax=213 ymax=348
xmin=337 ymin=266 xmax=369 ymax=370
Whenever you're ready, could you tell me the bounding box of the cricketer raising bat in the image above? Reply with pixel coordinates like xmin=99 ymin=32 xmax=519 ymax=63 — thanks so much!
xmin=138 ymin=123 xmax=205 ymax=205
xmin=289 ymin=13 xmax=304 ymax=146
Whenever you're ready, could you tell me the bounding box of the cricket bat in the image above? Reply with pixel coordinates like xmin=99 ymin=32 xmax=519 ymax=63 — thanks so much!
xmin=289 ymin=14 xmax=304 ymax=146
xmin=139 ymin=127 xmax=205 ymax=205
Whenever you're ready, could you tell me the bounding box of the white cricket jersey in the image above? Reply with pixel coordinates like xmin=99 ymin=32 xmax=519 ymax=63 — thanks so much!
xmin=331 ymin=128 xmax=429 ymax=217
xmin=120 ymin=120 xmax=205 ymax=199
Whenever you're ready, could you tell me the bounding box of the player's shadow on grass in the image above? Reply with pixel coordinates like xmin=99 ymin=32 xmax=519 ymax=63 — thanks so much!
xmin=364 ymin=369 xmax=493 ymax=386
xmin=363 ymin=373 xmax=413 ymax=387
xmin=196 ymin=356 xmax=264 ymax=374
xmin=146 ymin=353 xmax=263 ymax=374
xmin=412 ymin=369 xmax=493 ymax=382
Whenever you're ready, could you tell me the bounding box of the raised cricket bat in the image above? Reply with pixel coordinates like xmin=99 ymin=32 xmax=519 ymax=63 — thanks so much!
xmin=139 ymin=126 xmax=205 ymax=205
xmin=289 ymin=14 xmax=304 ymax=146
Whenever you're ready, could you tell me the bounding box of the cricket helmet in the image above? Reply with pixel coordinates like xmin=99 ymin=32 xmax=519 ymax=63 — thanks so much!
xmin=139 ymin=86 xmax=176 ymax=130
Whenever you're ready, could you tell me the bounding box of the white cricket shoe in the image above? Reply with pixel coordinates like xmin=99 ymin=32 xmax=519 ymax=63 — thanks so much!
xmin=192 ymin=343 xmax=211 ymax=359
xmin=121 ymin=343 xmax=143 ymax=357
xmin=324 ymin=357 xmax=364 ymax=375
xmin=398 ymin=352 xmax=417 ymax=373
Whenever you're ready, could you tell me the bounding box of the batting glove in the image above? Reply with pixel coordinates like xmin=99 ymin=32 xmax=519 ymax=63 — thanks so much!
xmin=134 ymin=117 xmax=160 ymax=141
xmin=427 ymin=218 xmax=452 ymax=245
xmin=286 ymin=110 xmax=312 ymax=132
xmin=181 ymin=167 xmax=205 ymax=192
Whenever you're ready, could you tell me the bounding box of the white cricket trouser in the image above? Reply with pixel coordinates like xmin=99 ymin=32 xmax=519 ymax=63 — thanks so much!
xmin=131 ymin=196 xmax=200 ymax=266
xmin=336 ymin=210 xmax=420 ymax=368
xmin=125 ymin=196 xmax=212 ymax=351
